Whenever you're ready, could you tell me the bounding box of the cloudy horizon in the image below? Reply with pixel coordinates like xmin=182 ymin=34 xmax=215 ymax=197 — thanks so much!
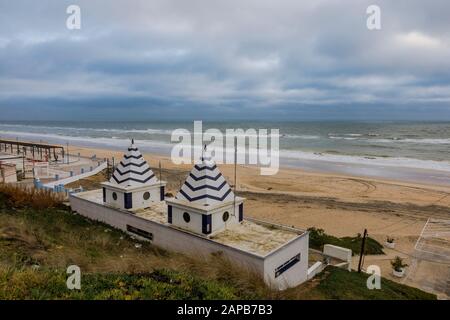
xmin=1 ymin=0 xmax=450 ymax=121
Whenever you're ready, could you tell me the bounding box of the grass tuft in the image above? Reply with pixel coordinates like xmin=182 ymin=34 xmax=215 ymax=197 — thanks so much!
xmin=308 ymin=227 xmax=384 ymax=255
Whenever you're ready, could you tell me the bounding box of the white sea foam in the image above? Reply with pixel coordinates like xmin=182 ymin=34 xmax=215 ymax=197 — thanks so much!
xmin=283 ymin=134 xmax=320 ymax=139
xmin=280 ymin=149 xmax=450 ymax=172
xmin=0 ymin=124 xmax=174 ymax=135
xmin=371 ymin=138 xmax=450 ymax=145
xmin=1 ymin=129 xmax=449 ymax=173
xmin=328 ymin=136 xmax=358 ymax=140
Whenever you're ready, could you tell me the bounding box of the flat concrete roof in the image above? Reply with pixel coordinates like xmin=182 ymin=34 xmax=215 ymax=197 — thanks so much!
xmin=74 ymin=189 xmax=304 ymax=256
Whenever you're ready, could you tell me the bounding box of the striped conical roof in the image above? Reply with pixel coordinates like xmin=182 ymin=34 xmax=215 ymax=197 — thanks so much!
xmin=176 ymin=150 xmax=234 ymax=206
xmin=110 ymin=140 xmax=158 ymax=187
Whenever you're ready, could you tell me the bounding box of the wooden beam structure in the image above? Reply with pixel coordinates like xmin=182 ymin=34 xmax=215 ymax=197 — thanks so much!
xmin=0 ymin=139 xmax=64 ymax=162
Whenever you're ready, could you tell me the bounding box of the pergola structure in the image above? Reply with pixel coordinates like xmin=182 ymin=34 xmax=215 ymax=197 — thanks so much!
xmin=0 ymin=139 xmax=65 ymax=162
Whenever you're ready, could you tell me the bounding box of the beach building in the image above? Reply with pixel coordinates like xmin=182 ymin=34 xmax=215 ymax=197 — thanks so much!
xmin=69 ymin=141 xmax=310 ymax=290
xmin=166 ymin=151 xmax=244 ymax=236
xmin=101 ymin=140 xmax=167 ymax=210
xmin=0 ymin=162 xmax=17 ymax=183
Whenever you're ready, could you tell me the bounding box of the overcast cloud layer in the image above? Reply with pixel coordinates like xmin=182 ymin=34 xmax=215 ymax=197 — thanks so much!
xmin=1 ymin=0 xmax=450 ymax=120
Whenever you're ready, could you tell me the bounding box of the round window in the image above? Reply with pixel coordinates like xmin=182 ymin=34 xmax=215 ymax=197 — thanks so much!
xmin=183 ymin=212 xmax=190 ymax=223
xmin=112 ymin=192 xmax=117 ymax=200
xmin=223 ymin=211 xmax=230 ymax=222
xmin=143 ymin=192 xmax=150 ymax=200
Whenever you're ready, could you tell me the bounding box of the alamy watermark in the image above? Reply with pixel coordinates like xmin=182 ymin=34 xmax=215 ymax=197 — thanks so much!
xmin=171 ymin=121 xmax=279 ymax=175
xmin=366 ymin=5 xmax=381 ymax=30
xmin=66 ymin=5 xmax=81 ymax=30
xmin=66 ymin=265 xmax=81 ymax=290
xmin=366 ymin=265 xmax=381 ymax=290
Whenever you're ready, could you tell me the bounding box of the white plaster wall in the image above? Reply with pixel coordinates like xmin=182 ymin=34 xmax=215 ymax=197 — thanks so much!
xmin=70 ymin=194 xmax=264 ymax=275
xmin=70 ymin=193 xmax=310 ymax=290
xmin=323 ymin=244 xmax=352 ymax=265
xmin=263 ymin=233 xmax=309 ymax=290
xmin=105 ymin=189 xmax=125 ymax=209
xmin=171 ymin=206 xmax=204 ymax=234
xmin=210 ymin=203 xmax=240 ymax=234
xmin=307 ymin=261 xmax=325 ymax=280
xmin=131 ymin=187 xmax=161 ymax=209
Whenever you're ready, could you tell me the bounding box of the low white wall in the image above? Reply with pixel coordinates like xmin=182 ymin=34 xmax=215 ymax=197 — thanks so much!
xmin=70 ymin=194 xmax=264 ymax=275
xmin=70 ymin=192 xmax=309 ymax=290
xmin=263 ymin=231 xmax=309 ymax=290
xmin=307 ymin=261 xmax=324 ymax=280
xmin=323 ymin=244 xmax=352 ymax=271
xmin=44 ymin=162 xmax=107 ymax=188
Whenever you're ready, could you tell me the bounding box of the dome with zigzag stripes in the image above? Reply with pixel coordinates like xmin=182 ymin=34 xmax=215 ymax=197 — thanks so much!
xmin=175 ymin=150 xmax=234 ymax=206
xmin=110 ymin=140 xmax=159 ymax=187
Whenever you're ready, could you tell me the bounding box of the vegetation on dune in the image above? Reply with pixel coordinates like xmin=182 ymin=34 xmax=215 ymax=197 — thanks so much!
xmin=0 ymin=185 xmax=435 ymax=300
xmin=0 ymin=183 xmax=63 ymax=210
xmin=0 ymin=268 xmax=238 ymax=300
xmin=306 ymin=267 xmax=435 ymax=300
xmin=307 ymin=227 xmax=385 ymax=255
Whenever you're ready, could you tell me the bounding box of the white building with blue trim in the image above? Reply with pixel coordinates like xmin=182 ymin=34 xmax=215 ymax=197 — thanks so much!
xmin=166 ymin=151 xmax=244 ymax=236
xmin=101 ymin=140 xmax=166 ymax=210
xmin=69 ymin=141 xmax=310 ymax=290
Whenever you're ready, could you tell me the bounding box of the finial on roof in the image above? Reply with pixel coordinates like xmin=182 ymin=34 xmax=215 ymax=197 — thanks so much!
xmin=131 ymin=138 xmax=134 ymax=144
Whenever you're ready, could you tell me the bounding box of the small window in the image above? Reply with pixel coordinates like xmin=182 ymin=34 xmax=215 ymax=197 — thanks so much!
xmin=223 ymin=211 xmax=229 ymax=222
xmin=275 ymin=253 xmax=301 ymax=278
xmin=112 ymin=192 xmax=117 ymax=200
xmin=183 ymin=212 xmax=190 ymax=223
xmin=143 ymin=192 xmax=150 ymax=200
xmin=126 ymin=225 xmax=153 ymax=240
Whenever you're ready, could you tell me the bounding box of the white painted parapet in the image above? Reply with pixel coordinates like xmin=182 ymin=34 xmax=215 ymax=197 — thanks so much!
xmin=323 ymin=244 xmax=352 ymax=271
xmin=43 ymin=162 xmax=107 ymax=188
xmin=307 ymin=261 xmax=324 ymax=280
xmin=69 ymin=191 xmax=309 ymax=290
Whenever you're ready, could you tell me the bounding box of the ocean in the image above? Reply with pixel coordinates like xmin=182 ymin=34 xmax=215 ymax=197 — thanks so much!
xmin=0 ymin=120 xmax=449 ymax=184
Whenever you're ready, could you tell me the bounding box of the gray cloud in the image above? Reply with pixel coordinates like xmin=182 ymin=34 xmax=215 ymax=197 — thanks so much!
xmin=0 ymin=0 xmax=450 ymax=120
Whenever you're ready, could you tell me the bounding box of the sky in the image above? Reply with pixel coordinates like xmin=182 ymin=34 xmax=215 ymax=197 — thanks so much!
xmin=1 ymin=0 xmax=450 ymax=121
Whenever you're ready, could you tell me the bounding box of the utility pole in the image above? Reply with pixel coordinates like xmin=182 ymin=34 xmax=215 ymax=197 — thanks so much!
xmin=66 ymin=142 xmax=70 ymax=164
xmin=106 ymin=158 xmax=110 ymax=179
xmin=358 ymin=229 xmax=368 ymax=273
xmin=233 ymin=136 xmax=237 ymax=217
xmin=22 ymin=148 xmax=26 ymax=180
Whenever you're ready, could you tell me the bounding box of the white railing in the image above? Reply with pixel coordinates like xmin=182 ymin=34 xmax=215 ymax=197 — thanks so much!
xmin=43 ymin=161 xmax=107 ymax=189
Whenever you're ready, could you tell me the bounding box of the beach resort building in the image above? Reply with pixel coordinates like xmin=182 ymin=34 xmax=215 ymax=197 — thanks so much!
xmin=101 ymin=140 xmax=166 ymax=210
xmin=69 ymin=141 xmax=310 ymax=290
xmin=166 ymin=152 xmax=244 ymax=236
xmin=0 ymin=162 xmax=17 ymax=183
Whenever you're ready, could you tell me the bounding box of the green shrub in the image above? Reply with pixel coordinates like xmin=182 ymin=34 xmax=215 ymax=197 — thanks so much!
xmin=308 ymin=227 xmax=384 ymax=255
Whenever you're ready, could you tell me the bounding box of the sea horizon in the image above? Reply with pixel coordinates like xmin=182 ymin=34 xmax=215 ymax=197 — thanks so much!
xmin=1 ymin=120 xmax=449 ymax=186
